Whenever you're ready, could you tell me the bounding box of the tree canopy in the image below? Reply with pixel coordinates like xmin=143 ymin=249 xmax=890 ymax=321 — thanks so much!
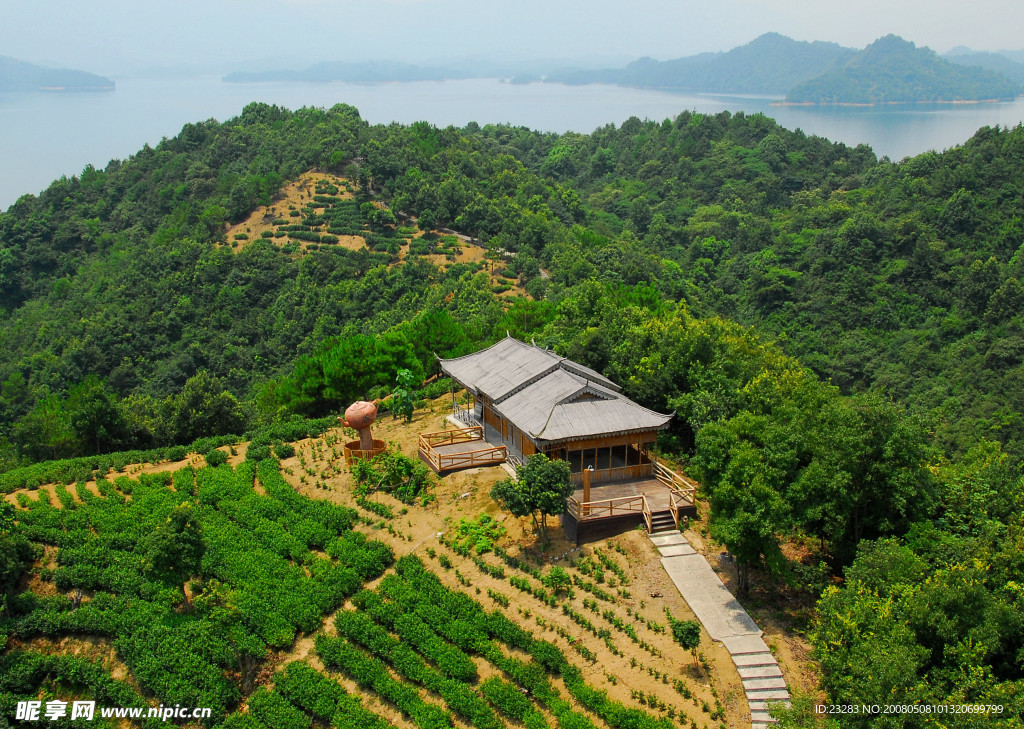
xmin=490 ymin=454 xmax=574 ymax=544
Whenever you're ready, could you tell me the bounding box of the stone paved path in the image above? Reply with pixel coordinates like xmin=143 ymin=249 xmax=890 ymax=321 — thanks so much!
xmin=650 ymin=530 xmax=790 ymax=728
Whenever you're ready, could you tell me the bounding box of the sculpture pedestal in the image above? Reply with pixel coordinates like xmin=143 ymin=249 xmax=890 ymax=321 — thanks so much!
xmin=344 ymin=439 xmax=387 ymax=466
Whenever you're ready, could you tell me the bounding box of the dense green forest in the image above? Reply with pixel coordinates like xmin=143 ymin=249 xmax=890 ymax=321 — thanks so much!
xmin=2 ymin=102 xmax=1024 ymax=723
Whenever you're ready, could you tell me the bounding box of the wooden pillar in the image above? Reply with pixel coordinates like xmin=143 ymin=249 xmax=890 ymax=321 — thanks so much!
xmin=582 ymin=466 xmax=592 ymax=517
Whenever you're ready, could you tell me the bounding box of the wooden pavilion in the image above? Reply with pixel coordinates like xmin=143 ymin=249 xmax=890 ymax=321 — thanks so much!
xmin=418 ymin=336 xmax=697 ymax=540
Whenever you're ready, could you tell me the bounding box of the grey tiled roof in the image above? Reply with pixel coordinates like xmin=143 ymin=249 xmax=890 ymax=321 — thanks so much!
xmin=440 ymin=336 xmax=671 ymax=444
xmin=440 ymin=337 xmax=561 ymax=401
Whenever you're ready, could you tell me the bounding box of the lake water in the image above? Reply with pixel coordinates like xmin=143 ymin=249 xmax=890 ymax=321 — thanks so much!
xmin=3 ymin=75 xmax=1024 ymax=210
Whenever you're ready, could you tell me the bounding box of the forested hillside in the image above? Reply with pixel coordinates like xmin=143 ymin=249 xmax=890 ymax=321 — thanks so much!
xmin=546 ymin=33 xmax=854 ymax=94
xmin=786 ymin=35 xmax=1021 ymax=103
xmin=946 ymin=50 xmax=1024 ymax=85
xmin=2 ymin=102 xmax=1024 ymax=724
xmin=545 ymin=33 xmax=1022 ymax=103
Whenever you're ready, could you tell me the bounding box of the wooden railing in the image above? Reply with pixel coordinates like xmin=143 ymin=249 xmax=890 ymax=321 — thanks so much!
xmin=567 ymin=494 xmax=646 ymax=521
xmin=669 ymin=489 xmax=687 ymax=530
xmin=418 ymin=426 xmax=506 ymax=472
xmin=642 ymin=494 xmax=652 ymax=533
xmin=653 ymin=460 xmax=697 ymax=505
xmin=420 ymin=426 xmax=484 ymax=448
xmin=428 ymin=445 xmax=507 ymax=472
xmin=453 ymin=403 xmax=478 ymax=425
xmin=570 ymin=463 xmax=652 ymax=485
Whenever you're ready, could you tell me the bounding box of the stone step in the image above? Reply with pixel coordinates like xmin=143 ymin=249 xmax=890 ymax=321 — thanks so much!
xmin=722 ymin=635 xmax=769 ymax=655
xmin=658 ymin=544 xmax=697 ymax=557
xmin=732 ymin=652 xmax=777 ymax=667
xmin=750 ymin=700 xmax=792 ymax=712
xmin=648 ymin=531 xmax=684 ymax=546
xmin=743 ymin=676 xmax=788 ymax=691
xmin=745 ymin=689 xmax=791 ymax=701
xmin=752 ymin=712 xmax=778 ymax=724
xmin=738 ymin=665 xmax=783 ymax=679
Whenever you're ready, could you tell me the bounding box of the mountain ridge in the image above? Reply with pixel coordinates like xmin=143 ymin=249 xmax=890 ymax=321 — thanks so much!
xmin=0 ymin=55 xmax=114 ymax=92
xmin=543 ymin=33 xmax=1022 ymax=104
xmin=944 ymin=49 xmax=1024 ymax=84
xmin=786 ymin=35 xmax=1021 ymax=103
xmin=545 ymin=33 xmax=855 ymax=94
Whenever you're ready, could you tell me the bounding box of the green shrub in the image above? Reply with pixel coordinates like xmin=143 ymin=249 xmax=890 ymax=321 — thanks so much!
xmin=205 ymin=449 xmax=228 ymax=467
xmin=351 ymin=452 xmax=433 ymax=504
xmin=451 ymin=514 xmax=506 ymax=555
xmin=355 ymin=496 xmax=394 ymax=519
xmin=247 ymin=688 xmax=311 ymax=729
xmin=415 ymin=377 xmax=452 ymax=400
xmin=246 ymin=444 xmax=271 ymax=462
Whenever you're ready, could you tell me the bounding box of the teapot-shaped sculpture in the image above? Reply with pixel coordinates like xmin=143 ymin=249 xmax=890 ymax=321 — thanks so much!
xmin=340 ymin=400 xmax=387 ymax=464
xmin=341 ymin=400 xmax=377 ymax=450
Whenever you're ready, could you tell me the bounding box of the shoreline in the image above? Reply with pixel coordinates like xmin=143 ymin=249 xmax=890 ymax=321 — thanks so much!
xmin=772 ymin=96 xmax=1018 ymax=107
xmin=37 ymin=85 xmax=116 ymax=92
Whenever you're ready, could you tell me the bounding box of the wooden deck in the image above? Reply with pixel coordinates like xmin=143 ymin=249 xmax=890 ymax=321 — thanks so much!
xmin=566 ymin=459 xmax=697 ymax=535
xmin=418 ymin=426 xmax=507 ymax=473
xmin=567 ymin=478 xmax=666 ymax=521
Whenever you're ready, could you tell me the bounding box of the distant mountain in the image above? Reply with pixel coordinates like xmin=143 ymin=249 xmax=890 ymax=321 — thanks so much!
xmin=0 ymin=56 xmax=114 ymax=92
xmin=224 ymin=61 xmax=475 ymax=83
xmin=999 ymin=49 xmax=1024 ymax=64
xmin=787 ymin=35 xmax=1021 ymax=104
xmin=949 ymin=47 xmax=1024 ymax=66
xmin=943 ymin=45 xmax=977 ymax=58
xmin=545 ymin=33 xmax=855 ymax=94
xmin=945 ymin=50 xmax=1024 ymax=84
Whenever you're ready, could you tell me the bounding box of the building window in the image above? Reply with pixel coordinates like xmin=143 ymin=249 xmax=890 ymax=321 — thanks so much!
xmin=596 ymin=447 xmax=611 ymax=470
xmin=568 ymin=450 xmax=583 ymax=473
xmin=611 ymin=444 xmax=627 ymax=468
xmin=627 ymin=443 xmax=650 ymax=466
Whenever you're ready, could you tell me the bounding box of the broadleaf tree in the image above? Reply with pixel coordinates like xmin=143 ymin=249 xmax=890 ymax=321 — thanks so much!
xmin=143 ymin=502 xmax=206 ymax=610
xmin=490 ymin=454 xmax=574 ymax=544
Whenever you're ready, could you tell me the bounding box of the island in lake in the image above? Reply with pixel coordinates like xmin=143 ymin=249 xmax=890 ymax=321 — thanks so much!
xmin=785 ymin=35 xmax=1021 ymax=104
xmin=0 ymin=55 xmax=114 ymax=92
xmin=543 ymin=33 xmax=1023 ymax=106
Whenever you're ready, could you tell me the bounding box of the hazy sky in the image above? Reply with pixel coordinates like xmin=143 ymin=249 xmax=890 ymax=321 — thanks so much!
xmin=1 ymin=0 xmax=1022 ymax=75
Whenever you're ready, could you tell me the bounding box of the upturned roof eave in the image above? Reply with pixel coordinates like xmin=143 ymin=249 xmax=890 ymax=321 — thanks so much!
xmin=526 ymin=418 xmax=674 ymax=448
